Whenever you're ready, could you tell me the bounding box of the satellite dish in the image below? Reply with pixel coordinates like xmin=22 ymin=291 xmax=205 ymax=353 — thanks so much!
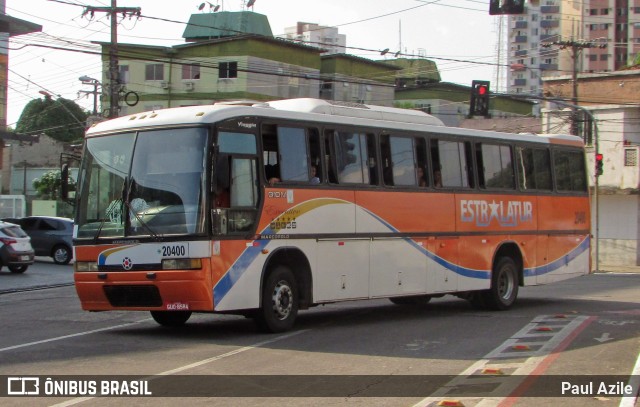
xmin=213 ymin=5 xmax=220 ymax=11
xmin=247 ymin=0 xmax=256 ymax=8
xmin=198 ymin=2 xmax=205 ymax=10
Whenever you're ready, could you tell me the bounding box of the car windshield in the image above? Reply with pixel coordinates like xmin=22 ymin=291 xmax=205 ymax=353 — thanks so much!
xmin=75 ymin=127 xmax=208 ymax=239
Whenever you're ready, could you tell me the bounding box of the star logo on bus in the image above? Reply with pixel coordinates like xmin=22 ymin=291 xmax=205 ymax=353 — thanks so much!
xmin=122 ymin=257 xmax=133 ymax=270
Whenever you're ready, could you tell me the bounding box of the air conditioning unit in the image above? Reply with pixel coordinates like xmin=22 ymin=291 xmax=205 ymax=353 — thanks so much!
xmin=160 ymin=81 xmax=169 ymax=89
xmin=184 ymin=81 xmax=195 ymax=91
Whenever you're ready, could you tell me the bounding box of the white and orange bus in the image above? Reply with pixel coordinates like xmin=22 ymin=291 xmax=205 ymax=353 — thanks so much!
xmin=69 ymin=98 xmax=590 ymax=332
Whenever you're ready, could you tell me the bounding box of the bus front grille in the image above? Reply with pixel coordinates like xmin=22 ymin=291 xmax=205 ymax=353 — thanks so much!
xmin=103 ymin=285 xmax=163 ymax=307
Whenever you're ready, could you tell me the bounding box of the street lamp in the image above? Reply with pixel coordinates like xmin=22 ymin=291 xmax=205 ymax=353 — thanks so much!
xmin=79 ymin=76 xmax=101 ymax=115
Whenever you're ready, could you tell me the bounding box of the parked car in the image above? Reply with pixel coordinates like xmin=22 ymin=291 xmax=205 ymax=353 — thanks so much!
xmin=2 ymin=216 xmax=73 ymax=265
xmin=0 ymin=221 xmax=35 ymax=273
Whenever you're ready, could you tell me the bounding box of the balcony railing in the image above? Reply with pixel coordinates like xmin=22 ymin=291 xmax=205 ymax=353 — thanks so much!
xmin=541 ymin=20 xmax=560 ymax=28
xmin=541 ymin=5 xmax=560 ymax=13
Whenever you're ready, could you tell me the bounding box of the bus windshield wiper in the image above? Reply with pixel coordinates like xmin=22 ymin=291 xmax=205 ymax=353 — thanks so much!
xmin=123 ymin=179 xmax=161 ymax=240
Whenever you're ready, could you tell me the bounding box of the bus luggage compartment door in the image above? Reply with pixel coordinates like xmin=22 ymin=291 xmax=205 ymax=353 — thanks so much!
xmin=315 ymin=239 xmax=369 ymax=301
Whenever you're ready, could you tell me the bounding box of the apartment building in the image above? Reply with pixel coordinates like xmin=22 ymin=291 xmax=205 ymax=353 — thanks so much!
xmin=584 ymin=0 xmax=640 ymax=72
xmin=279 ymin=22 xmax=346 ymax=55
xmin=507 ymin=0 xmax=582 ymax=95
xmin=507 ymin=0 xmax=639 ymax=94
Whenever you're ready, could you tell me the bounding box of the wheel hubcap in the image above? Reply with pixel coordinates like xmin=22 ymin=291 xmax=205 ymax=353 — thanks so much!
xmin=271 ymin=280 xmax=292 ymax=320
xmin=54 ymin=249 xmax=68 ymax=263
xmin=498 ymin=269 xmax=514 ymax=300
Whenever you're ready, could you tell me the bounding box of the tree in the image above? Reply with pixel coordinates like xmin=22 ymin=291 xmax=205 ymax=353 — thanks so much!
xmin=16 ymin=97 xmax=88 ymax=143
xmin=32 ymin=170 xmax=76 ymax=201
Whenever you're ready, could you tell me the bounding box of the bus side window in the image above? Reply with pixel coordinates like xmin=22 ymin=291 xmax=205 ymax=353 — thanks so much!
xmin=416 ymin=137 xmax=428 ymax=187
xmin=476 ymin=143 xmax=514 ymax=189
xmin=308 ymin=128 xmax=323 ymax=184
xmin=432 ymin=138 xmax=472 ymax=188
xmin=261 ymin=124 xmax=280 ymax=185
xmin=324 ymin=130 xmax=339 ymax=184
xmin=366 ymin=134 xmax=378 ymax=185
xmin=380 ymin=135 xmax=394 ymax=186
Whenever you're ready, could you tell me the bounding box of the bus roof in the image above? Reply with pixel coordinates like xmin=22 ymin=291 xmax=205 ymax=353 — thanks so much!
xmin=85 ymin=98 xmax=584 ymax=147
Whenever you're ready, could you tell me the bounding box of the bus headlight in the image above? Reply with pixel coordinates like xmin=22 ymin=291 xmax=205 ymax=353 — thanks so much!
xmin=162 ymin=258 xmax=202 ymax=270
xmin=75 ymin=262 xmax=98 ymax=272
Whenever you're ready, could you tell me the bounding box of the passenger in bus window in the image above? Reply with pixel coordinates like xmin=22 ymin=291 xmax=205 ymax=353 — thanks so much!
xmin=434 ymin=170 xmax=443 ymax=188
xmin=417 ymin=167 xmax=427 ymax=187
xmin=310 ymin=165 xmax=320 ymax=184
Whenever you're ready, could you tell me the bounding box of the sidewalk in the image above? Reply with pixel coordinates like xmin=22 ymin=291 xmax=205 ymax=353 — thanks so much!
xmin=596 ymin=264 xmax=640 ymax=273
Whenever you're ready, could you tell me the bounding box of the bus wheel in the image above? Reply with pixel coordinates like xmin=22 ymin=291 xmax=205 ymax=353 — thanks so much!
xmin=256 ymin=266 xmax=298 ymax=333
xmin=389 ymin=295 xmax=432 ymax=305
xmin=150 ymin=311 xmax=192 ymax=327
xmin=483 ymin=257 xmax=519 ymax=310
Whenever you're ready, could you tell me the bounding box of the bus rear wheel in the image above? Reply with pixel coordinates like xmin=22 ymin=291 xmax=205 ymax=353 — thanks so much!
xmin=483 ymin=256 xmax=519 ymax=310
xmin=150 ymin=311 xmax=192 ymax=327
xmin=255 ymin=265 xmax=299 ymax=333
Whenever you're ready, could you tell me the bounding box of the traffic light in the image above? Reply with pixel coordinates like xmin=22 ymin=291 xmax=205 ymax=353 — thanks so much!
xmin=489 ymin=0 xmax=525 ymax=15
xmin=595 ymin=153 xmax=604 ymax=176
xmin=469 ymin=80 xmax=490 ymax=118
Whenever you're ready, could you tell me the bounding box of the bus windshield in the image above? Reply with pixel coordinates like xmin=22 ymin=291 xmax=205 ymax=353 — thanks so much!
xmin=76 ymin=127 xmax=208 ymax=239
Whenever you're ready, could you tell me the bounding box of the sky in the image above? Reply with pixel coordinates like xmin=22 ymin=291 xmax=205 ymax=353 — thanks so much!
xmin=5 ymin=0 xmax=502 ymax=127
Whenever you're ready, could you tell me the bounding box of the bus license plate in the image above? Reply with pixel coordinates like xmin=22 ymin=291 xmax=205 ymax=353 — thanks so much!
xmin=20 ymin=255 xmax=30 ymax=261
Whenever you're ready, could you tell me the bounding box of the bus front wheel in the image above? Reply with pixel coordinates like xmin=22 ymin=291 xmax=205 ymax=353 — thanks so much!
xmin=150 ymin=310 xmax=192 ymax=327
xmin=483 ymin=256 xmax=519 ymax=310
xmin=255 ymin=265 xmax=299 ymax=333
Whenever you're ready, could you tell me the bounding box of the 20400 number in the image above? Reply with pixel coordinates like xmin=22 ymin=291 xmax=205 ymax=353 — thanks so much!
xmin=162 ymin=245 xmax=186 ymax=257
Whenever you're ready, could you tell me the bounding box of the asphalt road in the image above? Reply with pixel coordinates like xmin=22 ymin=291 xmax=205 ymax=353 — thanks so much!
xmin=0 ymin=265 xmax=638 ymax=407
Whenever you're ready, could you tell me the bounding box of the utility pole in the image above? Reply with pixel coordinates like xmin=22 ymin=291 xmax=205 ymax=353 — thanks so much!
xmin=82 ymin=1 xmax=141 ymax=118
xmin=541 ymin=40 xmax=606 ymax=136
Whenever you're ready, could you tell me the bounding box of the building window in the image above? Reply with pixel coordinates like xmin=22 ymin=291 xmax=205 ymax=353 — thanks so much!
xmin=589 ymin=54 xmax=598 ymax=61
xmin=625 ymin=149 xmax=638 ymax=166
xmin=144 ymin=64 xmax=164 ymax=81
xmin=145 ymin=64 xmax=164 ymax=81
xmin=219 ymin=61 xmax=238 ymax=79
xmin=600 ymin=54 xmax=609 ymax=61
xmin=531 ymin=14 xmax=538 ymax=21
xmin=600 ymin=8 xmax=609 ymax=15
xmin=589 ymin=8 xmax=597 ymax=15
xmin=119 ymin=65 xmax=129 ymax=84
xmin=182 ymin=63 xmax=200 ymax=80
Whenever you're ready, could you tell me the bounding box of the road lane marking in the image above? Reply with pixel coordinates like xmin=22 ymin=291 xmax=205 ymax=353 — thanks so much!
xmin=0 ymin=320 xmax=151 ymax=352
xmin=412 ymin=314 xmax=595 ymax=407
xmin=49 ymin=328 xmax=309 ymax=407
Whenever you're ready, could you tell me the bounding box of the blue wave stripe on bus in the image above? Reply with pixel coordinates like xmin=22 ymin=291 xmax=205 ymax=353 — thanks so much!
xmin=523 ymin=236 xmax=589 ymax=277
xmin=361 ymin=207 xmax=490 ymax=279
xmin=213 ymin=229 xmax=272 ymax=308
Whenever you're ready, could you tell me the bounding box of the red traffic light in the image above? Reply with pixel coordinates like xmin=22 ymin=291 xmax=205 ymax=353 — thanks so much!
xmin=595 ymin=153 xmax=603 ymax=161
xmin=477 ymin=85 xmax=487 ymax=96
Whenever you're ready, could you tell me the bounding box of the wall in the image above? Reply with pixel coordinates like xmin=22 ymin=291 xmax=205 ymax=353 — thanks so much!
xmin=594 ymin=194 xmax=640 ymax=266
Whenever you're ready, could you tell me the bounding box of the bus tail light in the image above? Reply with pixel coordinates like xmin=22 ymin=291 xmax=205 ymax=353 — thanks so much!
xmin=162 ymin=258 xmax=202 ymax=270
